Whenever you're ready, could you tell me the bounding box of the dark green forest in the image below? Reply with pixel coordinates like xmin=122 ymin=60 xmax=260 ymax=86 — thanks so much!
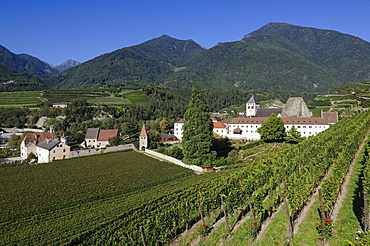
xmin=41 ymin=23 xmax=370 ymax=93
xmin=45 ymin=35 xmax=205 ymax=89
xmin=0 ymin=65 xmax=47 ymax=92
xmin=0 ymin=45 xmax=58 ymax=78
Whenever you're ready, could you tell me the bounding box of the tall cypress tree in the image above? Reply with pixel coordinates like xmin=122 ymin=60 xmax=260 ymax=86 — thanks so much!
xmin=182 ymin=84 xmax=216 ymax=166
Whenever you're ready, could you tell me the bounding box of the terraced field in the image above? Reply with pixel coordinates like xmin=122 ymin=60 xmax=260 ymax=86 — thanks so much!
xmin=0 ymin=91 xmax=43 ymax=107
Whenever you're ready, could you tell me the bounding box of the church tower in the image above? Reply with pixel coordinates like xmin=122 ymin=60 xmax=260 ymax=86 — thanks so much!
xmin=246 ymin=95 xmax=260 ymax=117
xmin=139 ymin=124 xmax=148 ymax=150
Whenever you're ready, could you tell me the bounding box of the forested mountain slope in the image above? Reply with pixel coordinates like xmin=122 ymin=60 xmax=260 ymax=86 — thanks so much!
xmin=45 ymin=35 xmax=205 ymax=89
xmin=0 ymin=64 xmax=47 ymax=91
xmin=0 ymin=45 xmax=59 ymax=78
xmin=160 ymin=23 xmax=370 ymax=92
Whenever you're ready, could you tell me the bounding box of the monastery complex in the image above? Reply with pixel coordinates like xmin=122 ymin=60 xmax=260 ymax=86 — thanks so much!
xmin=174 ymin=96 xmax=338 ymax=141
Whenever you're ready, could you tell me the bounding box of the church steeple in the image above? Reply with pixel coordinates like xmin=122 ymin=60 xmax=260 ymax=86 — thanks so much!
xmin=139 ymin=124 xmax=148 ymax=150
xmin=246 ymin=95 xmax=260 ymax=117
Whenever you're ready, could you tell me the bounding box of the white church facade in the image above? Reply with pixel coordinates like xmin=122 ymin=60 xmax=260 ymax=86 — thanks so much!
xmin=174 ymin=96 xmax=338 ymax=141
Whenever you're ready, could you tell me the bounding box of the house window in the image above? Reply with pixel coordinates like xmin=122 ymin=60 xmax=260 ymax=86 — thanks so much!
xmin=63 ymin=149 xmax=66 ymax=152
xmin=53 ymin=150 xmax=56 ymax=153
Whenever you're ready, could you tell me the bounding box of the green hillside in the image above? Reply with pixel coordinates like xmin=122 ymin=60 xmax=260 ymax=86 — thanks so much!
xmin=0 ymin=64 xmax=47 ymax=92
xmin=0 ymin=45 xmax=59 ymax=78
xmin=45 ymin=23 xmax=370 ymax=93
xmin=45 ymin=35 xmax=205 ymax=89
xmin=160 ymin=23 xmax=370 ymax=92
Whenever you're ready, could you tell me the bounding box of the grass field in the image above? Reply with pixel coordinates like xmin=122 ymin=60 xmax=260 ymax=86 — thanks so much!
xmin=0 ymin=150 xmax=197 ymax=245
xmin=123 ymin=89 xmax=150 ymax=105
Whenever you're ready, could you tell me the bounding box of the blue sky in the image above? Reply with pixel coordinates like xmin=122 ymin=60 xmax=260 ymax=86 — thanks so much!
xmin=1 ymin=0 xmax=370 ymax=65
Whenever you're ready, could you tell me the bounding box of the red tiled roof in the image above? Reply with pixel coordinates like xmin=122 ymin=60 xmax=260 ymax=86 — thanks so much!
xmin=228 ymin=116 xmax=331 ymax=125
xmin=175 ymin=119 xmax=185 ymax=123
xmin=282 ymin=117 xmax=330 ymax=125
xmin=228 ymin=117 xmax=268 ymax=124
xmin=98 ymin=129 xmax=119 ymax=141
xmin=23 ymin=132 xmax=55 ymax=146
xmin=321 ymin=112 xmax=338 ymax=124
xmin=213 ymin=122 xmax=226 ymax=128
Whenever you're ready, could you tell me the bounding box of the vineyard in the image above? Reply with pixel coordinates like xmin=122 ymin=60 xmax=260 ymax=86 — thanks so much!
xmin=0 ymin=91 xmax=44 ymax=107
xmin=0 ymin=88 xmax=149 ymax=107
xmin=0 ymin=150 xmax=203 ymax=245
xmin=72 ymin=110 xmax=370 ymax=245
xmin=1 ymin=111 xmax=370 ymax=245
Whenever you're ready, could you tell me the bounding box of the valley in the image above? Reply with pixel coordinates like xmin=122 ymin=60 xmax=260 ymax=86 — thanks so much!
xmin=1 ymin=21 xmax=370 ymax=245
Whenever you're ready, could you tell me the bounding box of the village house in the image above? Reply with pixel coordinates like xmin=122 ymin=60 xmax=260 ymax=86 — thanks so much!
xmin=52 ymin=102 xmax=69 ymax=108
xmin=174 ymin=96 xmax=338 ymax=141
xmin=21 ymin=132 xmax=56 ymax=159
xmin=36 ymin=138 xmax=70 ymax=163
xmin=20 ymin=132 xmax=70 ymax=163
xmin=83 ymin=128 xmax=119 ymax=148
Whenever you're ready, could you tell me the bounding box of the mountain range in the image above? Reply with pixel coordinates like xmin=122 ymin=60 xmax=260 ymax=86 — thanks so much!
xmin=1 ymin=22 xmax=370 ymax=92
xmin=51 ymin=60 xmax=81 ymax=72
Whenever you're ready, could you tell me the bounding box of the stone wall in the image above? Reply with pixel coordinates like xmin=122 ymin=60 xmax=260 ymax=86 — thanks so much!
xmin=70 ymin=144 xmax=135 ymax=158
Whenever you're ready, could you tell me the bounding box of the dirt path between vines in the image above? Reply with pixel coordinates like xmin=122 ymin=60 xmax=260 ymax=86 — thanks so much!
xmin=330 ymin=130 xmax=369 ymax=221
xmin=293 ymin=168 xmax=333 ymax=234
xmin=292 ymin=129 xmax=369 ymax=237
xmin=251 ymin=203 xmax=284 ymax=245
xmin=169 ymin=129 xmax=369 ymax=246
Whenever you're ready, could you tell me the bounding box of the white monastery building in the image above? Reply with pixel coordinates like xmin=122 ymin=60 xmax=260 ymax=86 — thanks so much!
xmin=174 ymin=96 xmax=338 ymax=141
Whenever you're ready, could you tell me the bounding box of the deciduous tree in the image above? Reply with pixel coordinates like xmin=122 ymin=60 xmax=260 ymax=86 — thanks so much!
xmin=257 ymin=114 xmax=287 ymax=142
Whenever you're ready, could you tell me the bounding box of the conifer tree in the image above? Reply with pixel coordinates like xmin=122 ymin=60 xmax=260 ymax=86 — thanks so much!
xmin=182 ymin=84 xmax=216 ymax=166
xmin=285 ymin=124 xmax=304 ymax=144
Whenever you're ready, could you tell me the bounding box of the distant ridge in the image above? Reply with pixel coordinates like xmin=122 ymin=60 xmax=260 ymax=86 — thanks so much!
xmin=45 ymin=35 xmax=205 ymax=89
xmin=159 ymin=22 xmax=370 ymax=92
xmin=5 ymin=22 xmax=370 ymax=93
xmin=52 ymin=59 xmax=80 ymax=72
xmin=0 ymin=45 xmax=59 ymax=78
